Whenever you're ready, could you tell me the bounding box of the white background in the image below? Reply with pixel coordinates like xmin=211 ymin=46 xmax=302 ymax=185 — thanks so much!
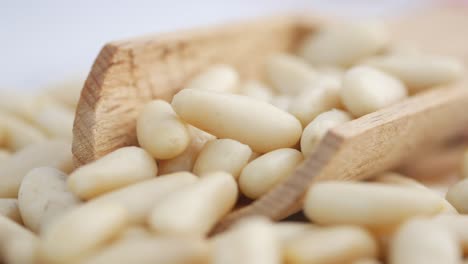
xmin=2 ymin=0 xmax=436 ymax=91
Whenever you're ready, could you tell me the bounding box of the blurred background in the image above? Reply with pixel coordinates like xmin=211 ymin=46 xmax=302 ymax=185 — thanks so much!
xmin=1 ymin=0 xmax=451 ymax=91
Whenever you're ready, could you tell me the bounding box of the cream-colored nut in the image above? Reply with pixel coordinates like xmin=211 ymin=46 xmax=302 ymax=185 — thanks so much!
xmin=432 ymin=215 xmax=468 ymax=254
xmin=290 ymin=86 xmax=343 ymax=127
xmin=341 ymin=66 xmax=408 ymax=117
xmin=82 ymin=237 xmax=210 ymax=264
xmin=373 ymin=172 xmax=456 ymax=214
xmin=172 ymin=89 xmax=302 ymax=153
xmin=365 ymin=54 xmax=465 ymax=93
xmin=193 ymin=139 xmax=252 ymax=178
xmin=43 ymin=78 xmax=83 ymax=109
xmin=0 ymin=111 xmax=46 ymax=151
xmin=39 ymin=202 xmax=129 ymax=264
xmin=462 ymin=150 xmax=468 ymax=178
xmin=274 ymin=222 xmax=316 ymax=246
xmin=213 ymin=217 xmax=280 ymax=264
xmin=0 ymin=140 xmax=73 ymax=198
xmin=91 ymin=172 xmax=197 ymax=224
xmin=300 ymin=109 xmax=352 ymax=156
xmin=149 ymin=171 xmax=237 ymax=236
xmin=304 ymin=182 xmax=444 ymax=228
xmin=186 ymin=64 xmax=239 ymax=93
xmin=18 ymin=167 xmax=80 ymax=233
xmin=239 ymin=148 xmax=303 ymax=199
xmin=68 ymin=146 xmax=158 ymax=200
xmin=137 ymin=100 xmax=190 ymax=160
xmin=0 ymin=215 xmax=38 ymax=264
xmin=299 ymin=21 xmax=389 ymax=67
xmin=446 ymin=178 xmax=468 ymax=213
xmin=284 ymin=226 xmax=378 ymax=264
xmin=158 ymin=126 xmax=215 ymax=174
xmin=270 ymin=95 xmax=292 ymax=111
xmin=0 ymin=199 xmax=21 ymax=224
xmin=266 ymin=54 xmax=317 ymax=95
xmin=239 ymin=81 xmax=274 ymax=102
xmin=389 ymin=219 xmax=460 ymax=264
xmin=32 ymin=102 xmax=74 ymax=141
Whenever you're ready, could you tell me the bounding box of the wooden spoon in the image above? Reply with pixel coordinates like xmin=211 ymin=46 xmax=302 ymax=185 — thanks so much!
xmin=72 ymin=8 xmax=468 ymax=233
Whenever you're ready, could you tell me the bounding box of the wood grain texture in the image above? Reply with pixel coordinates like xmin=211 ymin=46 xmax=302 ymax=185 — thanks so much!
xmin=73 ymin=16 xmax=317 ymax=166
xmin=73 ymin=7 xmax=468 ymax=233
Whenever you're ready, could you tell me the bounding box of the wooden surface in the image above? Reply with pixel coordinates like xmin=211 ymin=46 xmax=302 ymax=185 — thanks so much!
xmin=73 ymin=7 xmax=468 ymax=233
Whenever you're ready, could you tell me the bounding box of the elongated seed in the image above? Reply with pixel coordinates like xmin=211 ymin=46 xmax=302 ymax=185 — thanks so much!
xmin=0 ymin=140 xmax=73 ymax=198
xmin=213 ymin=217 xmax=281 ymax=264
xmin=266 ymin=54 xmax=317 ymax=95
xmin=39 ymin=202 xmax=129 ymax=264
xmin=365 ymin=54 xmax=465 ymax=93
xmin=289 ymin=84 xmax=342 ymax=127
xmin=373 ymin=172 xmax=457 ymax=214
xmin=341 ymin=66 xmax=408 ymax=117
xmin=0 ymin=215 xmax=38 ymax=264
xmin=172 ymin=89 xmax=302 ymax=153
xmin=239 ymin=148 xmax=303 ymax=199
xmin=284 ymin=226 xmax=378 ymax=264
xmin=270 ymin=95 xmax=292 ymax=111
xmin=186 ymin=64 xmax=239 ymax=93
xmin=82 ymin=237 xmax=210 ymax=264
xmin=299 ymin=21 xmax=389 ymax=67
xmin=389 ymin=219 xmax=460 ymax=264
xmin=273 ymin=222 xmax=316 ymax=245
xmin=300 ymin=109 xmax=352 ymax=156
xmin=18 ymin=167 xmax=80 ymax=233
xmin=137 ymin=100 xmax=190 ymax=160
xmin=33 ymin=102 xmax=74 ymax=141
xmin=0 ymin=111 xmax=46 ymax=151
xmin=90 ymin=172 xmax=197 ymax=224
xmin=193 ymin=138 xmax=252 ymax=178
xmin=158 ymin=126 xmax=215 ymax=174
xmin=304 ymin=182 xmax=444 ymax=228
xmin=149 ymin=171 xmax=237 ymax=236
xmin=68 ymin=146 xmax=158 ymax=200
xmin=240 ymin=81 xmax=274 ymax=102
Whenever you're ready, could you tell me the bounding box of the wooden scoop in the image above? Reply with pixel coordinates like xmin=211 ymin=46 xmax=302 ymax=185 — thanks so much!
xmin=72 ymin=7 xmax=468 ymax=233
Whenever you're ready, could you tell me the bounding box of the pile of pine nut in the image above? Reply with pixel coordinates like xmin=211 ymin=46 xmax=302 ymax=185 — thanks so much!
xmin=1 ymin=21 xmax=468 ymax=264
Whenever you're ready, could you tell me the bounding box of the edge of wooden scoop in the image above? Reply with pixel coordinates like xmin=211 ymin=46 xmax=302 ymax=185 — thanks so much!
xmin=213 ymin=83 xmax=468 ymax=234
